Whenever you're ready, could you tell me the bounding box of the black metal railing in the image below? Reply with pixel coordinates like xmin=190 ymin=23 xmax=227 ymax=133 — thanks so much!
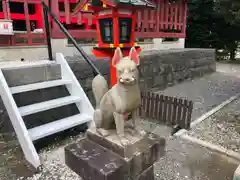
xmin=41 ymin=0 xmax=101 ymax=76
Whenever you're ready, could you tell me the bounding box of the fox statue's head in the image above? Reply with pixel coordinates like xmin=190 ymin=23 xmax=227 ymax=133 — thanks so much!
xmin=112 ymin=47 xmax=140 ymax=85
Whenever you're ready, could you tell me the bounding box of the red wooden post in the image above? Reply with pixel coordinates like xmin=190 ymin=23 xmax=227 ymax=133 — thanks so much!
xmin=2 ymin=0 xmax=10 ymax=19
xmin=169 ymin=3 xmax=173 ymax=29
xmin=77 ymin=12 xmax=83 ymax=24
xmin=164 ymin=1 xmax=168 ymax=29
xmin=179 ymin=0 xmax=183 ymax=31
xmin=64 ymin=0 xmax=71 ymax=24
xmin=23 ymin=0 xmax=32 ymax=45
xmin=182 ymin=0 xmax=187 ymax=36
xmin=35 ymin=3 xmax=43 ymax=29
xmin=82 ymin=13 xmax=93 ymax=30
xmin=156 ymin=0 xmax=160 ymax=33
xmin=110 ymin=56 xmax=117 ymax=87
xmin=51 ymin=0 xmax=60 ymax=32
xmin=160 ymin=1 xmax=164 ymax=30
xmin=174 ymin=3 xmax=178 ymax=30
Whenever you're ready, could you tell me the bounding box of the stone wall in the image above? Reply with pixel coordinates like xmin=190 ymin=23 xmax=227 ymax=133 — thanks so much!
xmin=67 ymin=48 xmax=216 ymax=104
xmin=0 ymin=48 xmax=216 ymax=134
xmin=138 ymin=49 xmax=216 ymax=90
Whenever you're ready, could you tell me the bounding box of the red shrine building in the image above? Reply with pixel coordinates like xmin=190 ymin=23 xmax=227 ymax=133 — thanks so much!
xmin=0 ymin=0 xmax=187 ymax=61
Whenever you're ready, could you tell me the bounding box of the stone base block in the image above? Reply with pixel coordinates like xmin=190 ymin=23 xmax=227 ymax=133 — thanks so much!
xmin=65 ymin=138 xmax=128 ymax=180
xmin=2 ymin=63 xmax=61 ymax=87
xmin=87 ymin=128 xmax=165 ymax=159
xmin=87 ymin=128 xmax=165 ymax=178
xmin=65 ymin=128 xmax=165 ymax=180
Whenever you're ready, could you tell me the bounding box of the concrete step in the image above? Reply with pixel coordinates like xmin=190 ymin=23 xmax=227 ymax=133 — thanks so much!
xmin=0 ymin=60 xmax=54 ymax=69
xmin=19 ymin=96 xmax=81 ymax=116
xmin=28 ymin=113 xmax=92 ymax=141
xmin=2 ymin=62 xmax=61 ymax=87
xmin=10 ymin=79 xmax=71 ymax=94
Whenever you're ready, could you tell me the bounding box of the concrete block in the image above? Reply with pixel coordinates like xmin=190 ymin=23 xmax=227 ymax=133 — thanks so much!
xmin=65 ymin=138 xmax=128 ymax=180
xmin=87 ymin=129 xmax=165 ymax=159
xmin=45 ymin=64 xmax=62 ymax=81
xmin=87 ymin=129 xmax=165 ymax=178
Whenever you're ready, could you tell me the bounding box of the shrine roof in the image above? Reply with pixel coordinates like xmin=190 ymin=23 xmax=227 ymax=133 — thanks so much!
xmin=116 ymin=0 xmax=156 ymax=8
xmin=99 ymin=0 xmax=156 ymax=8
xmin=73 ymin=0 xmax=156 ymax=15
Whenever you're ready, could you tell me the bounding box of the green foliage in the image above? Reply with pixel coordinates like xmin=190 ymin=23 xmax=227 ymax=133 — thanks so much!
xmin=214 ymin=0 xmax=240 ymax=26
xmin=186 ymin=0 xmax=240 ymax=60
xmin=186 ymin=0 xmax=218 ymax=48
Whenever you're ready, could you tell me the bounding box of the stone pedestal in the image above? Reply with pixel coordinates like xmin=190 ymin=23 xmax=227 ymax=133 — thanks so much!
xmin=65 ymin=128 xmax=165 ymax=180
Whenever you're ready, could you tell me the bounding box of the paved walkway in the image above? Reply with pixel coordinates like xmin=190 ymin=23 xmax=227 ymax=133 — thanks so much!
xmin=217 ymin=63 xmax=240 ymax=78
xmin=141 ymin=120 xmax=239 ymax=180
xmin=155 ymin=137 xmax=239 ymax=180
xmin=156 ymin=64 xmax=240 ymax=121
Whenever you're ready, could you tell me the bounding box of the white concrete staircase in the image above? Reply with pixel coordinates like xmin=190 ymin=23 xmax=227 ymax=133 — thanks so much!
xmin=0 ymin=53 xmax=94 ymax=169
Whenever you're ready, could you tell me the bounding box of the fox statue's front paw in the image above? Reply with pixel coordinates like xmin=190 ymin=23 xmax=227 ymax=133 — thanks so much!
xmin=117 ymin=134 xmax=129 ymax=146
xmin=96 ymin=128 xmax=110 ymax=137
xmin=134 ymin=126 xmax=146 ymax=136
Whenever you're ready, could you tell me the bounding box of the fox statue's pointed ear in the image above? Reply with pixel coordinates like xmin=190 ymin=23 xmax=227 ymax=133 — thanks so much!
xmin=129 ymin=47 xmax=140 ymax=66
xmin=112 ymin=47 xmax=123 ymax=67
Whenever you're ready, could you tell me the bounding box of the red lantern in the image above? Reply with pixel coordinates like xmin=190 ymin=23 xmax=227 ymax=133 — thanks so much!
xmin=73 ymin=0 xmax=156 ymax=86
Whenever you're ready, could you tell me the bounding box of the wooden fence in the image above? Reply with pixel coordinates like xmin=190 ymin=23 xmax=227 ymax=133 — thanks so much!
xmin=139 ymin=91 xmax=193 ymax=130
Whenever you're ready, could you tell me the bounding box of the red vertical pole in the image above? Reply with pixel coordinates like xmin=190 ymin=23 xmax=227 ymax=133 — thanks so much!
xmin=2 ymin=0 xmax=10 ymax=19
xmin=160 ymin=1 xmax=164 ymax=30
xmin=24 ymin=0 xmax=32 ymax=45
xmin=156 ymin=0 xmax=160 ymax=33
xmin=64 ymin=0 xmax=71 ymax=24
xmin=110 ymin=8 xmax=120 ymax=87
xmin=35 ymin=4 xmax=43 ymax=29
xmin=51 ymin=0 xmax=60 ymax=32
xmin=182 ymin=0 xmax=187 ymax=35
xmin=110 ymin=54 xmax=117 ymax=87
xmin=174 ymin=3 xmax=178 ymax=30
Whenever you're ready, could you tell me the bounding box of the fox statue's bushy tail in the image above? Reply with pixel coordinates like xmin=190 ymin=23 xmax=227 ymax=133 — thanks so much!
xmin=92 ymin=74 xmax=108 ymax=108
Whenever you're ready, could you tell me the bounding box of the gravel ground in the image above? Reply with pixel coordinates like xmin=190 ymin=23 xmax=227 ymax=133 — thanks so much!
xmin=0 ymin=132 xmax=85 ymax=180
xmin=187 ymin=98 xmax=240 ymax=153
xmin=23 ymin=134 xmax=85 ymax=180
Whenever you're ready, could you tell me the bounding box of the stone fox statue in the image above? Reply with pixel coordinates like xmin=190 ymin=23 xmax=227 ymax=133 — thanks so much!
xmin=91 ymin=47 xmax=145 ymax=145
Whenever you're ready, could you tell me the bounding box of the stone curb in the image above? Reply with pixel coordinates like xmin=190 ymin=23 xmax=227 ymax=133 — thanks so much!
xmin=180 ymin=134 xmax=240 ymax=161
xmin=174 ymin=93 xmax=240 ymax=137
xmin=233 ymin=165 xmax=240 ymax=180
